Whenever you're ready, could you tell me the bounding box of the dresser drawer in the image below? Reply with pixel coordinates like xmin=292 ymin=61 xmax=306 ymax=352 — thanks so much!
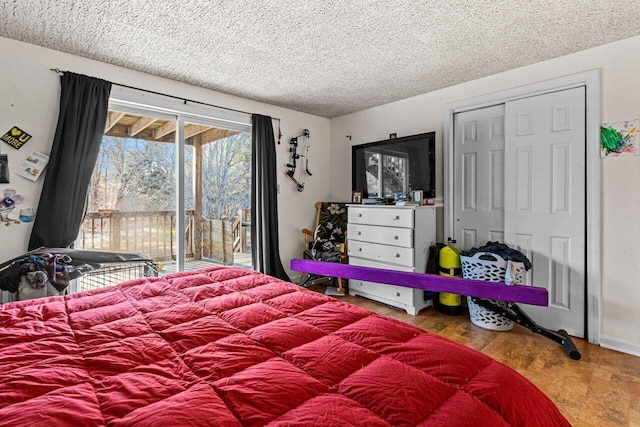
xmin=349 ymin=257 xmax=414 ymax=272
xmin=348 ymin=224 xmax=413 ymax=248
xmin=348 ymin=240 xmax=414 ymax=267
xmin=350 ymin=279 xmax=414 ymax=305
xmin=348 ymin=207 xmax=414 ymax=228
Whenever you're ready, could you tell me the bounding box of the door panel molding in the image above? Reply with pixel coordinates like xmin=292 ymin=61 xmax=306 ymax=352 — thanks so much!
xmin=490 ymin=150 xmax=504 ymax=211
xmin=515 ymin=147 xmax=534 ymax=212
xmin=443 ymin=70 xmax=601 ymax=344
xmin=462 ymin=153 xmax=477 ymax=211
xmin=551 ymin=143 xmax=571 ymax=215
xmin=550 ymin=235 xmax=571 ymax=309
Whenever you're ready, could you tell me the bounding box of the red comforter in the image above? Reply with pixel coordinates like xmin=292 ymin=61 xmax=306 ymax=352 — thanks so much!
xmin=0 ymin=267 xmax=569 ymax=426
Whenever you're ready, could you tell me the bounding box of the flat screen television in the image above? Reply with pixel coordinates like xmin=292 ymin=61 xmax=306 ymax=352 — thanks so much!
xmin=352 ymin=132 xmax=436 ymax=199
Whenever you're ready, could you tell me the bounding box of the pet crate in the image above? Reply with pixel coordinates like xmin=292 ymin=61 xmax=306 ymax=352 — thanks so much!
xmin=72 ymin=260 xmax=158 ymax=293
xmin=1 ymin=249 xmax=158 ymax=303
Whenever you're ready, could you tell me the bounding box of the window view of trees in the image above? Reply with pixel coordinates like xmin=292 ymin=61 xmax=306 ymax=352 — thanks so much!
xmin=89 ymin=136 xmax=186 ymax=212
xmin=79 ymin=113 xmax=253 ymax=266
xmin=88 ymin=132 xmax=251 ymax=221
xmin=201 ymin=133 xmax=251 ymax=220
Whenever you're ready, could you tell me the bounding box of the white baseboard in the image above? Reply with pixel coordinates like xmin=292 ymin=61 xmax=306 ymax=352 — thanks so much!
xmin=599 ymin=335 xmax=640 ymax=357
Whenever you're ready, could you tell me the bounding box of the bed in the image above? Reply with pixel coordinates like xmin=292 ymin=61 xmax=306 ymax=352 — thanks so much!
xmin=0 ymin=266 xmax=569 ymax=426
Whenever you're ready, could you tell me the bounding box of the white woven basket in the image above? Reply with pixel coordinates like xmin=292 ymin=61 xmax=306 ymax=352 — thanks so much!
xmin=461 ymin=252 xmax=519 ymax=332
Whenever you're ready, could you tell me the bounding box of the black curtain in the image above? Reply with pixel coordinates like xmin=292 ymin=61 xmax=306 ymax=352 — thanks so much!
xmin=29 ymin=73 xmax=112 ymax=250
xmin=251 ymin=114 xmax=291 ymax=281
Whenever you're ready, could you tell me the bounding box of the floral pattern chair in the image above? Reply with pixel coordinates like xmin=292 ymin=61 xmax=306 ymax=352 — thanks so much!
xmin=299 ymin=202 xmax=348 ymax=292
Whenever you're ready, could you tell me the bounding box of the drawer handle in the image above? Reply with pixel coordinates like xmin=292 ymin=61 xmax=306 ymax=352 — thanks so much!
xmin=393 ymin=235 xmax=398 ymax=240
xmin=358 ymin=213 xmax=363 ymax=217
xmin=395 ymin=292 xmax=401 ymax=297
xmin=358 ymin=248 xmax=362 ymax=251
xmin=394 ymin=253 xmax=400 ymax=257
xmin=393 ymin=215 xmax=400 ymax=220
xmin=357 ymin=231 xmax=362 ymax=235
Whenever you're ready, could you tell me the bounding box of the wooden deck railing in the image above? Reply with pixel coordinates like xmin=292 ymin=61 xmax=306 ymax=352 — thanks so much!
xmin=232 ymin=209 xmax=251 ymax=253
xmin=77 ymin=209 xmax=250 ymax=265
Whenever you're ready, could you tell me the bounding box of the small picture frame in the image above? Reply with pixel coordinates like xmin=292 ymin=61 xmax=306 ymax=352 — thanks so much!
xmin=352 ymin=190 xmax=363 ymax=204
xmin=412 ymin=190 xmax=424 ymax=205
xmin=0 ymin=154 xmax=9 ymax=183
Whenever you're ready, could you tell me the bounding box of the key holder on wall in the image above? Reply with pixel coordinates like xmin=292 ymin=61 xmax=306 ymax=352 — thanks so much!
xmin=286 ymin=129 xmax=311 ymax=192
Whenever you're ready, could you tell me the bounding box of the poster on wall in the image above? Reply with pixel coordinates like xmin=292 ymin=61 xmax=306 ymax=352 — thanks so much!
xmin=0 ymin=188 xmax=25 ymax=226
xmin=0 ymin=154 xmax=8 ymax=183
xmin=1 ymin=126 xmax=32 ymax=150
xmin=16 ymin=150 xmax=49 ymax=181
xmin=601 ymin=119 xmax=640 ymax=158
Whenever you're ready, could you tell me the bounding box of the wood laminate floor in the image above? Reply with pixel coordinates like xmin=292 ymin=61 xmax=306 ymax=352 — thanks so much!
xmin=332 ymin=292 xmax=640 ymax=427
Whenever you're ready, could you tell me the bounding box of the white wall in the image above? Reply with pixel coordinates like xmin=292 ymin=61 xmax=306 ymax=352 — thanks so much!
xmin=0 ymin=36 xmax=331 ymax=279
xmin=330 ymin=35 xmax=640 ymax=355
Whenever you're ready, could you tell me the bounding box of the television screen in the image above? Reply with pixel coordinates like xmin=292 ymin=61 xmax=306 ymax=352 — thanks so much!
xmin=352 ymin=132 xmax=435 ymax=199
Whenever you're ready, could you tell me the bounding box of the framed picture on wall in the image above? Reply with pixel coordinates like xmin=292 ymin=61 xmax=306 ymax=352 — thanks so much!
xmin=351 ymin=190 xmax=363 ymax=204
xmin=0 ymin=154 xmax=9 ymax=183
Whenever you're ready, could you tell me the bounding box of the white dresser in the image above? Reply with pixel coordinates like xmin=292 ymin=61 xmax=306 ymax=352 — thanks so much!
xmin=347 ymin=205 xmax=437 ymax=315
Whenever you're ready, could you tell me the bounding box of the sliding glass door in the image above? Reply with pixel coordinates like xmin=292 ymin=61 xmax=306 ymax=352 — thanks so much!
xmin=78 ymin=93 xmax=252 ymax=283
xmin=189 ymin=122 xmax=252 ymax=271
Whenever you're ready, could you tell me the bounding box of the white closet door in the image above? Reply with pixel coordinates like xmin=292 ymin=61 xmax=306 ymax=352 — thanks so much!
xmin=504 ymin=87 xmax=586 ymax=337
xmin=453 ymin=104 xmax=505 ymax=250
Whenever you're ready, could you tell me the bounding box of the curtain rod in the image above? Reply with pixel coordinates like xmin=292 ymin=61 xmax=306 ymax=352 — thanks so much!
xmin=50 ymin=68 xmax=280 ymax=122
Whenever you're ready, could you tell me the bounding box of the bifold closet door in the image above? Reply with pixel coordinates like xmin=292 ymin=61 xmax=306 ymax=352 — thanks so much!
xmin=504 ymin=87 xmax=586 ymax=337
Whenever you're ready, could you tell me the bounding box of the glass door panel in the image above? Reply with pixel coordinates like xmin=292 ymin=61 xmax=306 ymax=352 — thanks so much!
xmin=186 ymin=122 xmax=252 ymax=271
xmin=78 ymin=109 xmax=178 ymax=282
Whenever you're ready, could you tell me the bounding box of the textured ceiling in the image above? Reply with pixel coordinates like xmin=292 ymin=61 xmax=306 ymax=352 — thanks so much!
xmin=1 ymin=1 xmax=639 ymax=118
